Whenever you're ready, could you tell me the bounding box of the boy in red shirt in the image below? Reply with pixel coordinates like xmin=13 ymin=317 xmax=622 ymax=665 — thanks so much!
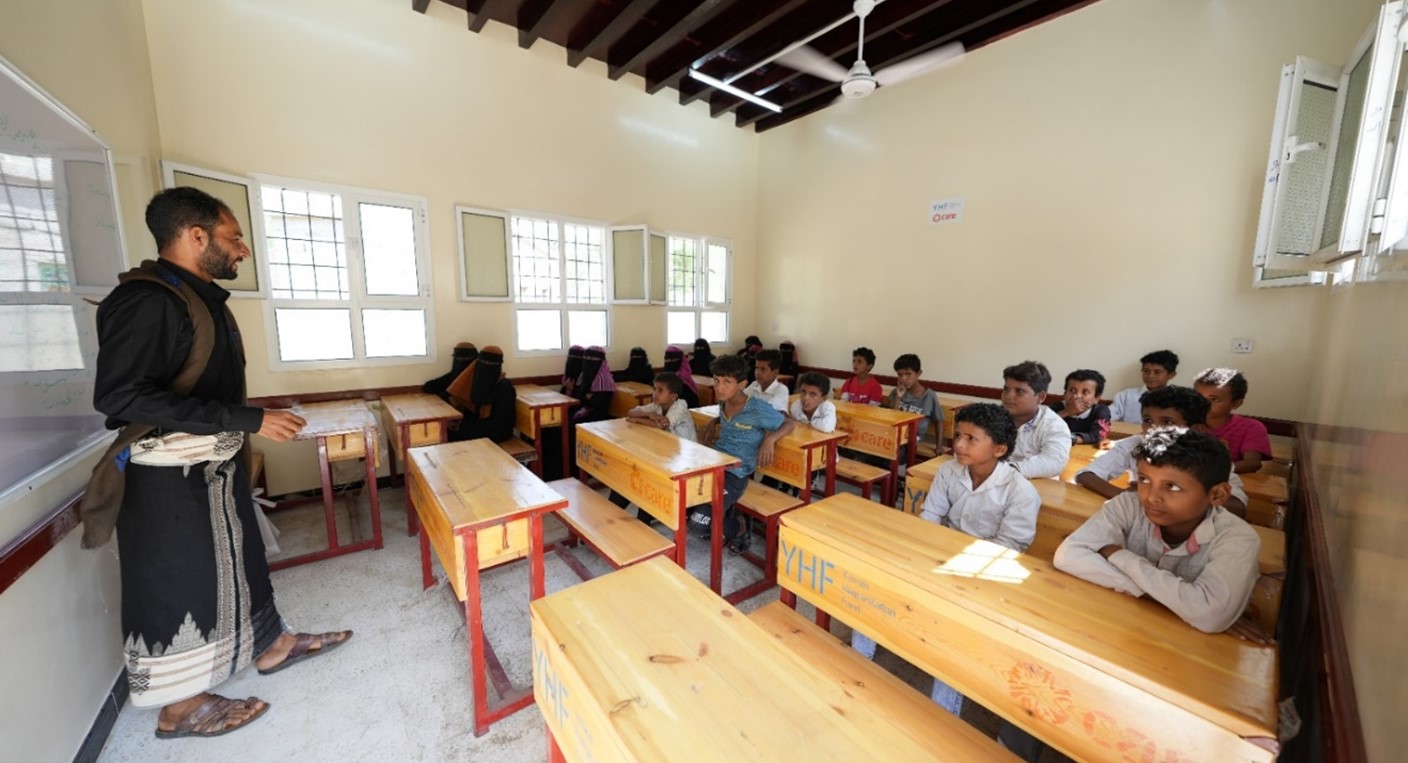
xmin=839 ymin=346 xmax=883 ymax=405
xmin=1193 ymin=368 xmax=1272 ymax=473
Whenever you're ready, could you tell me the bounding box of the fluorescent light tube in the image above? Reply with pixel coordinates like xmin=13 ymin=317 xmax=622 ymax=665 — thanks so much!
xmin=687 ymin=69 xmax=782 ymax=113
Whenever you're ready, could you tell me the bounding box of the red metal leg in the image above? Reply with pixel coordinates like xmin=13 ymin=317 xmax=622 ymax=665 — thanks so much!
xmin=365 ymin=429 xmax=383 ymax=550
xmin=800 ymin=446 xmax=813 ymax=504
xmin=816 ymin=609 xmax=832 ymax=631
xmin=419 ymin=524 xmax=433 ymax=590
xmin=674 ymin=489 xmax=688 ymax=568
xmin=531 ymin=409 xmax=545 ymax=477
xmin=559 ymin=407 xmax=571 ymax=480
xmin=709 ymin=473 xmax=724 ymax=594
xmin=318 ymin=438 xmax=338 ymax=547
xmin=463 ymin=532 xmax=489 ymax=737
xmin=824 ymin=443 xmax=837 ymax=496
xmin=781 ymin=589 xmax=797 ymax=609
xmin=400 ymin=423 xmax=416 ymax=535
xmin=907 ymin=423 xmax=918 ymax=468
xmin=529 ymin=513 xmax=545 ymax=601
xmin=548 ymin=729 xmax=566 ymax=763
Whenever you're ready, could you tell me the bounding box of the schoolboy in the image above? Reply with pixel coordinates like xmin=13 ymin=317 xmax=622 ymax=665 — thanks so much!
xmin=1049 ymin=369 xmax=1112 ymax=444
xmin=852 ymin=403 xmax=1039 ymax=715
xmin=1000 ymin=360 xmax=1072 ymax=479
xmin=625 ymin=372 xmax=696 ymax=441
xmin=1076 ymin=386 xmax=1249 ymax=518
xmin=1193 ymin=368 xmax=1272 ymax=473
xmin=839 ymin=346 xmax=884 ymax=405
xmin=697 ymin=355 xmax=795 ymax=554
xmin=1109 ymin=350 xmax=1179 ymax=424
xmin=789 ymin=372 xmax=837 ymax=433
xmin=744 ymin=349 xmax=790 ymax=412
xmin=884 ymin=353 xmax=944 ymax=445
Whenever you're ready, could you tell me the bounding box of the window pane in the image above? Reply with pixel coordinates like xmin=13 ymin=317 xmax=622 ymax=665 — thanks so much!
xmin=0 ymin=154 xmax=70 ymax=292
xmin=706 ymin=242 xmax=728 ymax=304
xmin=666 ymin=311 xmax=696 ymax=346
xmin=360 ymin=203 xmax=420 ymax=296
xmin=274 ymin=308 xmax=353 ymax=362
xmin=262 ymin=185 xmax=348 ymax=300
xmin=363 ymin=308 xmax=428 ymax=357
xmin=511 ymin=216 xmax=560 ymax=303
xmin=700 ymin=311 xmax=728 ymax=344
xmin=516 ymin=309 xmax=563 ymax=351
xmin=667 ymin=236 xmax=698 ymax=306
xmin=567 ymin=309 xmax=608 ymax=348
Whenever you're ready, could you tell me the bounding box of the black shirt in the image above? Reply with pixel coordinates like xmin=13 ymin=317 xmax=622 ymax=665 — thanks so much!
xmin=93 ymin=260 xmax=264 ymax=435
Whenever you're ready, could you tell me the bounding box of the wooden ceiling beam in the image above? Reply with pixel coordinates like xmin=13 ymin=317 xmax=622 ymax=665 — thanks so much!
xmin=517 ymin=0 xmax=561 ymax=49
xmin=747 ymin=0 xmax=1072 ymax=130
xmin=643 ymin=0 xmax=809 ymax=95
xmin=605 ymin=0 xmax=727 ymax=81
xmin=412 ymin=0 xmax=432 ymax=13
xmin=566 ymin=0 xmax=656 ymax=68
xmin=466 ymin=0 xmax=492 ymax=33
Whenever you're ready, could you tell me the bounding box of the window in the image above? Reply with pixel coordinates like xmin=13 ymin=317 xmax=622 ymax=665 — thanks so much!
xmin=255 ymin=176 xmax=433 ymax=369
xmin=665 ymin=234 xmax=731 ymax=345
xmin=0 ymin=154 xmax=67 ymax=292
xmin=509 ymin=213 xmax=609 ymax=353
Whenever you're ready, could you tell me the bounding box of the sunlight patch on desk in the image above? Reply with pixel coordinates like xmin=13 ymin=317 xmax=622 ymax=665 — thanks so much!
xmin=932 ymin=539 xmax=1032 ymax=584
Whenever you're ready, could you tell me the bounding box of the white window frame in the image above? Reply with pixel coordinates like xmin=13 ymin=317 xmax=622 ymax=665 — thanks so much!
xmin=250 ymin=173 xmax=436 ymax=371
xmin=663 ymin=231 xmax=732 ymax=346
xmin=160 ymin=161 xmax=268 ymax=298
xmin=506 ymin=209 xmax=613 ymax=357
xmin=456 ymin=205 xmax=512 ymax=302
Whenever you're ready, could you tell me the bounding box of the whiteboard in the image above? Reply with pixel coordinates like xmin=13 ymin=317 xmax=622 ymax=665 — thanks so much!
xmin=0 ymin=54 xmax=127 ymax=510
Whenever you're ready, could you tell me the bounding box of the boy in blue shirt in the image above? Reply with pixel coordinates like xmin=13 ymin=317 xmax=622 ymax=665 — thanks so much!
xmin=697 ymin=355 xmax=794 ymax=554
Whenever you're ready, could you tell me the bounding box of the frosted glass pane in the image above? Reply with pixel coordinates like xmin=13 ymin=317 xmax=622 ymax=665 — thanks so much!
xmin=517 ymin=309 xmax=562 ymax=351
xmin=364 ymin=309 xmax=428 ymax=358
xmin=706 ymin=243 xmax=728 ymax=304
xmin=649 ymin=233 xmax=667 ymax=302
xmin=666 ymin=311 xmax=696 ymax=346
xmin=274 ymin=308 xmax=353 ymax=362
xmin=700 ymin=311 xmax=728 ymax=344
xmin=567 ymin=310 xmax=607 ymax=348
xmin=360 ymin=203 xmax=419 ymax=296
xmin=612 ymin=228 xmax=645 ymax=301
xmin=461 ymin=211 xmax=509 ymax=298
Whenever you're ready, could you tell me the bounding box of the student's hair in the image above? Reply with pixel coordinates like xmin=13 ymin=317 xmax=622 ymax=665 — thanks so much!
xmin=710 ymin=354 xmax=747 ymax=382
xmin=1064 ymin=369 xmax=1107 ymax=396
xmin=1140 ymin=349 xmax=1180 ymax=374
xmin=852 ymin=346 xmax=876 ymax=366
xmin=1134 ymin=427 xmax=1232 ymax=491
xmin=954 ymin=403 xmax=1018 ymax=460
xmin=1138 ymin=386 xmax=1209 ymax=426
xmin=1002 ymin=360 xmax=1052 ymax=394
xmin=754 ymin=349 xmax=782 ymax=369
xmin=797 ymin=371 xmax=830 ymax=396
xmin=1194 ymin=367 xmax=1249 ymax=401
xmin=145 ymin=187 xmax=232 ymax=251
xmin=653 ymin=372 xmax=683 ymax=396
xmin=893 ymin=353 xmax=922 ymax=373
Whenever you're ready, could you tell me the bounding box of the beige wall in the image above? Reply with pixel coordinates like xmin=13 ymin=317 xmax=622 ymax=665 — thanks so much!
xmin=756 ymin=0 xmax=1378 ymax=421
xmin=0 ymin=0 xmax=161 ymax=758
xmin=140 ymin=0 xmax=760 ymax=401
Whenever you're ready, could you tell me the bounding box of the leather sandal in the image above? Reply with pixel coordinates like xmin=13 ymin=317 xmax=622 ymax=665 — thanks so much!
xmin=257 ymin=630 xmax=353 ymax=676
xmin=154 ymin=695 xmax=269 ymax=739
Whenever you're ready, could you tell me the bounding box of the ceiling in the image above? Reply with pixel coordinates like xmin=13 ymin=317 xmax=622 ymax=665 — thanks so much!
xmin=413 ymin=0 xmax=1101 ymax=131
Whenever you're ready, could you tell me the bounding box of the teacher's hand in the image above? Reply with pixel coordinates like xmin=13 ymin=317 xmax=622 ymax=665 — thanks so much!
xmin=258 ymin=409 xmax=306 ymax=442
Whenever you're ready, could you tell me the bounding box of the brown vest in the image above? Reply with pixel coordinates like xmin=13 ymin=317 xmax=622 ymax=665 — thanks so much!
xmin=79 ymin=259 xmax=249 ymax=549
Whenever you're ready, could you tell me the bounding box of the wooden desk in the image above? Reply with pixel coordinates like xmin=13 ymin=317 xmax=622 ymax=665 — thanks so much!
xmin=778 ymin=495 xmax=1280 ymax=762
xmin=1240 ymin=470 xmax=1289 ymax=504
xmin=829 ymin=399 xmax=924 ymax=506
xmin=272 ymin=399 xmax=384 ymax=571
xmin=406 ymin=439 xmax=567 ymax=736
xmin=693 ymin=375 xmax=716 ymax=406
xmin=514 ymin=384 xmax=579 ymax=479
xmin=575 ymin=419 xmax=739 ymax=594
xmin=531 ymin=557 xmax=1001 ymax=763
xmin=1108 ymin=420 xmax=1142 ymax=440
xmin=609 ymin=381 xmax=655 ymax=419
xmin=690 ymin=405 xmax=848 ymax=501
xmin=1059 ymin=443 xmax=1104 ymax=482
xmin=380 ymin=393 xmax=462 ymax=535
xmin=901 ymin=454 xmax=950 ymax=515
xmin=936 ymin=394 xmax=985 ymax=441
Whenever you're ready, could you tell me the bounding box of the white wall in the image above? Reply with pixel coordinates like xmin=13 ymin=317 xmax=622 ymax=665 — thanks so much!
xmin=0 ymin=0 xmax=161 ymax=757
xmin=756 ymin=0 xmax=1379 ymax=421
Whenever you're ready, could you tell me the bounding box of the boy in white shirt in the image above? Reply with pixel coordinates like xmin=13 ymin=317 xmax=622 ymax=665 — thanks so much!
xmin=744 ymin=349 xmax=789 ymax=412
xmin=625 ymin=372 xmax=695 ymax=440
xmin=1076 ymin=386 xmax=1248 ymax=518
xmin=851 ymin=403 xmax=1039 ymax=715
xmin=788 ymin=372 xmax=837 ymax=433
xmin=1000 ymin=360 xmax=1072 ymax=479
xmin=1108 ymin=349 xmax=1178 ymax=424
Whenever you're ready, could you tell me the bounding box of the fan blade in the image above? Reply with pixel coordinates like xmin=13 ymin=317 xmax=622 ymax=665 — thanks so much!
xmin=777 ymin=45 xmax=849 ymax=83
xmin=873 ymin=42 xmax=964 ymax=88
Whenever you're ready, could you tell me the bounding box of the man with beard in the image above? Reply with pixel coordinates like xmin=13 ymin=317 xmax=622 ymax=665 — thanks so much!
xmin=84 ymin=187 xmax=350 ymax=738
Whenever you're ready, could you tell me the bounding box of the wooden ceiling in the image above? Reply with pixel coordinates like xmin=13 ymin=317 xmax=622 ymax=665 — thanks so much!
xmin=413 ymin=0 xmax=1100 ymax=131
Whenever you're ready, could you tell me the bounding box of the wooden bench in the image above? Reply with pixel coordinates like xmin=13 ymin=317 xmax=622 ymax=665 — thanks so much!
xmin=835 ymin=457 xmax=891 ymax=501
xmin=497 ymin=437 xmax=538 ymax=466
xmin=545 ymin=478 xmax=674 ymax=571
xmin=727 ymin=481 xmax=805 ymax=603
xmin=749 ymin=601 xmax=1015 ymax=761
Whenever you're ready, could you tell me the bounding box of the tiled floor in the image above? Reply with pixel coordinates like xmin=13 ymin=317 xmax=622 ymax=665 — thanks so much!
xmin=98 ymin=478 xmax=1070 ymax=762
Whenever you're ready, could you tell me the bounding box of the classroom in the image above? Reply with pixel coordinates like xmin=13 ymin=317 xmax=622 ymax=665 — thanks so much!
xmin=0 ymin=0 xmax=1403 ymax=760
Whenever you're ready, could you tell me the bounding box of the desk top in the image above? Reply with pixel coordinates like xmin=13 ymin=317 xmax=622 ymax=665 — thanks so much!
xmin=379 ymin=393 xmax=463 ymax=424
xmin=908 ymin=454 xmax=951 ymax=483
xmin=291 ymin=399 xmax=377 ymax=440
xmin=1108 ymin=420 xmax=1143 ymax=439
xmin=782 ymin=495 xmax=1278 ymax=738
xmin=408 ymin=439 xmax=565 ymax=533
xmin=514 ymin=384 xmax=579 ymax=408
xmin=691 ymin=405 xmax=848 ymax=448
xmin=578 ymin=419 xmax=738 ymax=478
xmin=831 ymin=399 xmax=925 ymax=427
xmin=693 ymin=375 xmax=716 ymax=387
xmin=530 ymin=557 xmax=981 ymax=762
xmin=615 ymin=381 xmax=655 ymax=397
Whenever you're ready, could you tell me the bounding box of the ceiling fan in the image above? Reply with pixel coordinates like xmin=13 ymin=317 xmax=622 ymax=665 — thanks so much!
xmin=778 ymin=0 xmax=965 ymax=100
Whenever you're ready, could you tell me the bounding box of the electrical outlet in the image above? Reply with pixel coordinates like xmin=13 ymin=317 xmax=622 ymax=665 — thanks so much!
xmin=1231 ymin=338 xmax=1254 ymax=354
